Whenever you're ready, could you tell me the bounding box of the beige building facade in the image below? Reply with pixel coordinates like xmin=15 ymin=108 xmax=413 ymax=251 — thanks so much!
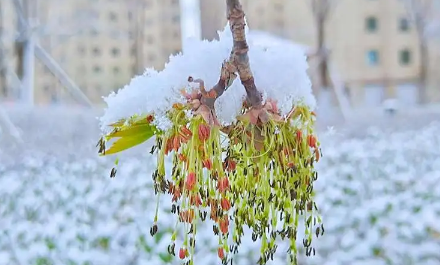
xmin=200 ymin=0 xmax=439 ymax=107
xmin=0 ymin=0 xmax=182 ymax=105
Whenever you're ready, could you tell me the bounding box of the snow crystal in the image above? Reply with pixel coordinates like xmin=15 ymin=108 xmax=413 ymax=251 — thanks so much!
xmin=100 ymin=24 xmax=314 ymax=132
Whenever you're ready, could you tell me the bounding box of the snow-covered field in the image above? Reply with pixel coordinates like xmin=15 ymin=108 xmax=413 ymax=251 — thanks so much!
xmin=1 ymin=107 xmax=440 ymax=265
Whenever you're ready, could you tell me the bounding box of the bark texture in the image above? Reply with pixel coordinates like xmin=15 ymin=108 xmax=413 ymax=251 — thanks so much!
xmin=226 ymin=0 xmax=262 ymax=107
xmin=195 ymin=0 xmax=263 ymax=110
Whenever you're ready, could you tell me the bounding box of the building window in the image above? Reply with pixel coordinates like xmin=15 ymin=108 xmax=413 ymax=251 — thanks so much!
xmin=366 ymin=50 xmax=379 ymax=66
xmin=92 ymin=47 xmax=101 ymax=56
xmin=366 ymin=16 xmax=378 ymax=32
xmin=399 ymin=17 xmax=410 ymax=32
xmin=111 ymin=48 xmax=120 ymax=57
xmin=399 ymin=49 xmax=411 ymax=65
xmin=113 ymin=66 xmax=120 ymax=74
xmin=172 ymin=14 xmax=180 ymax=23
xmin=109 ymin=12 xmax=117 ymax=21
xmin=173 ymin=30 xmax=180 ymax=39
xmin=78 ymin=46 xmax=86 ymax=55
xmin=93 ymin=66 xmax=102 ymax=73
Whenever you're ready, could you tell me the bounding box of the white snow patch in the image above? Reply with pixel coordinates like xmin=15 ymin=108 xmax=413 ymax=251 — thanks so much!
xmin=100 ymin=24 xmax=314 ymax=132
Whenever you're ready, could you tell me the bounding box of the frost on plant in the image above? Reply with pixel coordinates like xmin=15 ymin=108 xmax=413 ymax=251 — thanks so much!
xmin=97 ymin=0 xmax=323 ymax=264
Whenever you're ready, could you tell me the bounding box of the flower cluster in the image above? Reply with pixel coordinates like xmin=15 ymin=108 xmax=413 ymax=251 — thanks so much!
xmin=98 ymin=84 xmax=323 ymax=265
xmin=225 ymin=104 xmax=323 ymax=264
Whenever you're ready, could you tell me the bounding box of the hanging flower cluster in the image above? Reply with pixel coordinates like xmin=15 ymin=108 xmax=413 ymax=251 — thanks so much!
xmin=98 ymin=80 xmax=324 ymax=265
xmin=98 ymin=1 xmax=324 ymax=264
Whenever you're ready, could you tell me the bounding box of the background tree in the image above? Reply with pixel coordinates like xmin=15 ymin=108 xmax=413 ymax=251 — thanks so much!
xmin=309 ymin=0 xmax=337 ymax=91
xmin=404 ymin=0 xmax=440 ymax=103
xmin=0 ymin=0 xmax=7 ymax=97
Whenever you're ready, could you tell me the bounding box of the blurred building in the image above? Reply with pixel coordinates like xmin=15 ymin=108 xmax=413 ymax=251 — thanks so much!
xmin=0 ymin=0 xmax=182 ymax=105
xmin=200 ymin=0 xmax=440 ymax=107
xmin=0 ymin=0 xmax=18 ymax=100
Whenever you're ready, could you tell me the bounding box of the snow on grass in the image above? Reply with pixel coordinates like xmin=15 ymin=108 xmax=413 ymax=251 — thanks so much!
xmin=99 ymin=24 xmax=314 ymax=132
xmin=1 ymin=122 xmax=439 ymax=265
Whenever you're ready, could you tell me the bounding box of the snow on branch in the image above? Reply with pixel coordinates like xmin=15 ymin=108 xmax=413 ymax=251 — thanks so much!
xmin=99 ymin=1 xmax=315 ymax=133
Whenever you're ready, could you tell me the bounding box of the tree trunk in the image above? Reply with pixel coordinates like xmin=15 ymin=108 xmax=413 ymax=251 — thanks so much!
xmin=317 ymin=17 xmax=329 ymax=89
xmin=418 ymin=41 xmax=428 ymax=104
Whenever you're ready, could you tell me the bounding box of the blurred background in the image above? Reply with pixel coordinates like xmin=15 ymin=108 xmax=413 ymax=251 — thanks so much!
xmin=1 ymin=0 xmax=440 ymax=265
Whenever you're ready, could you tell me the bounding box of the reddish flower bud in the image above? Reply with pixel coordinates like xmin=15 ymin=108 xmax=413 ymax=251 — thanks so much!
xmin=202 ymin=158 xmax=212 ymax=170
xmin=307 ymin=135 xmax=317 ymax=148
xmin=146 ymin=115 xmax=154 ymax=123
xmin=296 ymin=130 xmax=302 ymax=142
xmin=165 ymin=138 xmax=173 ymax=155
xmin=181 ymin=126 xmax=193 ymax=136
xmin=221 ymin=198 xmax=231 ymax=211
xmin=219 ymin=217 xmax=229 ymax=234
xmin=179 ymin=248 xmax=186 ymax=259
xmin=198 ymin=124 xmax=210 ymax=141
xmin=217 ymin=177 xmax=230 ymax=193
xmin=190 ymin=194 xmax=202 ymax=207
xmin=179 ymin=209 xmax=195 ymax=223
xmin=173 ymin=136 xmax=181 ymax=151
xmin=218 ymin=247 xmax=225 ymax=260
xmin=178 ymin=154 xmax=187 ymax=162
xmin=287 ymin=162 xmax=295 ymax=168
xmin=226 ymin=160 xmax=236 ymax=172
xmin=185 ymin=172 xmax=196 ymax=191
xmin=172 ymin=188 xmax=181 ymax=202
xmin=315 ymin=149 xmax=320 ymax=162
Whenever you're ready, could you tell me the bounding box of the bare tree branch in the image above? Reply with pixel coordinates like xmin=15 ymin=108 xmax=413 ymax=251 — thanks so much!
xmin=402 ymin=0 xmax=440 ymax=103
xmin=191 ymin=0 xmax=262 ymax=113
xmin=308 ymin=0 xmax=337 ymax=90
xmin=226 ymin=0 xmax=262 ymax=108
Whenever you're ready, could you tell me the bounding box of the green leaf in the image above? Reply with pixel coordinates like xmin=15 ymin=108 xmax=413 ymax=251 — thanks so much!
xmin=103 ymin=129 xmax=154 ymax=155
xmin=106 ymin=123 xmax=154 ymax=139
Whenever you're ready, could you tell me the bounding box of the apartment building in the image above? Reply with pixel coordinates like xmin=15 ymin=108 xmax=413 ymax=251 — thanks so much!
xmin=0 ymin=0 xmax=18 ymax=100
xmin=200 ymin=0 xmax=439 ymax=107
xmin=0 ymin=0 xmax=182 ymax=105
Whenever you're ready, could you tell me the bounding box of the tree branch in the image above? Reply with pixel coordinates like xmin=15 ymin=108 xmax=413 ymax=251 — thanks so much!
xmin=188 ymin=0 xmax=262 ymax=123
xmin=226 ymin=0 xmax=262 ymax=108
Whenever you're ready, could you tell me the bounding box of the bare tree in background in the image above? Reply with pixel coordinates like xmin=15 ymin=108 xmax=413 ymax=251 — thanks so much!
xmin=127 ymin=0 xmax=145 ymax=76
xmin=309 ymin=0 xmax=337 ymax=91
xmin=0 ymin=0 xmax=7 ymax=97
xmin=404 ymin=0 xmax=440 ymax=103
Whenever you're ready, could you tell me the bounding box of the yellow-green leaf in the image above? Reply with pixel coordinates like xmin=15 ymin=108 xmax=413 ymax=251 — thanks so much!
xmin=103 ymin=130 xmax=154 ymax=155
xmin=106 ymin=123 xmax=155 ymax=139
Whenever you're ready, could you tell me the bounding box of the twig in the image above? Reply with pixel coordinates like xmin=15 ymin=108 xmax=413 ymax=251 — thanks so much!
xmin=191 ymin=0 xmax=262 ymax=112
xmin=226 ymin=0 xmax=263 ymax=108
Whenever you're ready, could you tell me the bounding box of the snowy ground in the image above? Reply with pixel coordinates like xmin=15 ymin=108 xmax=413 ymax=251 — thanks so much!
xmin=0 ymin=106 xmax=440 ymax=265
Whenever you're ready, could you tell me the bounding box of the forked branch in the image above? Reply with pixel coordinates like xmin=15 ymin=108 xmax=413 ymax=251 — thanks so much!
xmin=226 ymin=0 xmax=263 ymax=108
xmin=190 ymin=0 xmax=263 ymax=113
